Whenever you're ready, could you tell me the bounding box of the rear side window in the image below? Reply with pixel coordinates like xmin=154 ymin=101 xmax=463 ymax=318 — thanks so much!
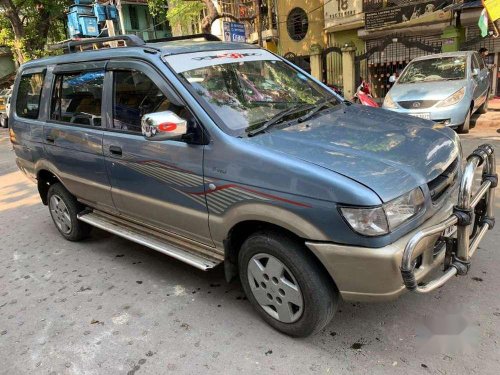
xmin=16 ymin=72 xmax=45 ymax=119
xmin=51 ymin=70 xmax=104 ymax=127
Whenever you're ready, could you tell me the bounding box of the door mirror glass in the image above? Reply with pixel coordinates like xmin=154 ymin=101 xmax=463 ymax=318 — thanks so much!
xmin=472 ymin=68 xmax=480 ymax=77
xmin=141 ymin=111 xmax=188 ymax=141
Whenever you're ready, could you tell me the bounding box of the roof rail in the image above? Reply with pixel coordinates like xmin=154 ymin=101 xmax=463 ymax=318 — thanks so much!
xmin=49 ymin=35 xmax=146 ymax=53
xmin=146 ymin=33 xmax=221 ymax=44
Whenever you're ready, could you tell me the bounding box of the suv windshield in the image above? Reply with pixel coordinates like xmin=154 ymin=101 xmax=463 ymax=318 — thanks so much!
xmin=165 ymin=49 xmax=339 ymax=135
xmin=398 ymin=56 xmax=467 ymax=84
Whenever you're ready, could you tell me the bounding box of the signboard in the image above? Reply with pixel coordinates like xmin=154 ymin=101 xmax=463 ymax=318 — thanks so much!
xmin=485 ymin=0 xmax=500 ymax=22
xmin=223 ymin=21 xmax=246 ymax=43
xmin=365 ymin=0 xmax=450 ymax=30
xmin=324 ymin=0 xmax=363 ymax=29
xmin=363 ymin=0 xmax=423 ymax=12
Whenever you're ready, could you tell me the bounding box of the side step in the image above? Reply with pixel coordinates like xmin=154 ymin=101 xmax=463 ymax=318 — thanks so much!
xmin=77 ymin=211 xmax=222 ymax=271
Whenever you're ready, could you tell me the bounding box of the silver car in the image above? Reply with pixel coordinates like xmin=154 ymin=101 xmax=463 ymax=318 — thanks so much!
xmin=383 ymin=51 xmax=490 ymax=133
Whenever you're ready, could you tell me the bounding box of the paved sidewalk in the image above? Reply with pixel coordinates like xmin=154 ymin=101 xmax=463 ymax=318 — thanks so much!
xmin=0 ymin=128 xmax=499 ymax=375
xmin=471 ymin=99 xmax=500 ymax=129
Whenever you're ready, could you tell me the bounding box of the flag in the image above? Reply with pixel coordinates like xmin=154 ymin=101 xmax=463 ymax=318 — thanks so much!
xmin=478 ymin=9 xmax=489 ymax=37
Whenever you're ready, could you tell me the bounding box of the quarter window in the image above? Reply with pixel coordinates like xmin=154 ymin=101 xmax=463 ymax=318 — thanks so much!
xmin=50 ymin=70 xmax=104 ymax=127
xmin=113 ymin=70 xmax=180 ymax=133
xmin=16 ymin=72 xmax=45 ymax=119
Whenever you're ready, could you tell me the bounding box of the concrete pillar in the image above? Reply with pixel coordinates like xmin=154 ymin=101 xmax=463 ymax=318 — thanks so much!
xmin=441 ymin=25 xmax=465 ymax=53
xmin=309 ymin=44 xmax=323 ymax=81
xmin=341 ymin=43 xmax=357 ymax=99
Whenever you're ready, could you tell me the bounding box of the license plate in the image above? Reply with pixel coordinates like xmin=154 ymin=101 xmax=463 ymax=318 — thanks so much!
xmin=442 ymin=225 xmax=457 ymax=238
xmin=409 ymin=113 xmax=431 ymax=120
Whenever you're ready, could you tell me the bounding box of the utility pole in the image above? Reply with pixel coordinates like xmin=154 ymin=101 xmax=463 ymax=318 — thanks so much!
xmin=255 ymin=0 xmax=263 ymax=46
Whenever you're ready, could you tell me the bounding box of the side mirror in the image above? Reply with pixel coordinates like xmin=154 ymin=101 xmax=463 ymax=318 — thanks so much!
xmin=472 ymin=68 xmax=480 ymax=77
xmin=141 ymin=111 xmax=187 ymax=141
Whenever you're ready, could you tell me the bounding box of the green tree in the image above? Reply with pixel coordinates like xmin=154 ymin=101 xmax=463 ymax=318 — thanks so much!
xmin=148 ymin=0 xmax=254 ymax=35
xmin=0 ymin=0 xmax=67 ymax=64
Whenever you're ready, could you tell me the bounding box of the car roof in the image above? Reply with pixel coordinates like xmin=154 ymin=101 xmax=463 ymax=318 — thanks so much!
xmin=411 ymin=51 xmax=474 ymax=62
xmin=20 ymin=39 xmax=259 ymax=70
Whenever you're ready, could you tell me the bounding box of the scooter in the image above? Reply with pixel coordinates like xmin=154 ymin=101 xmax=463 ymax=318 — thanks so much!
xmin=352 ymin=90 xmax=379 ymax=107
xmin=352 ymin=81 xmax=379 ymax=107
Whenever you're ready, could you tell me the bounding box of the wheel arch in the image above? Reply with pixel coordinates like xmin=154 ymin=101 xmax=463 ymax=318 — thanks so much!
xmin=223 ymin=220 xmax=338 ymax=293
xmin=36 ymin=169 xmax=61 ymax=205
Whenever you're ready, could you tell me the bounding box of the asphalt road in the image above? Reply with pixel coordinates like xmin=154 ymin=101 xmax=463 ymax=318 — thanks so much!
xmin=0 ymin=126 xmax=499 ymax=375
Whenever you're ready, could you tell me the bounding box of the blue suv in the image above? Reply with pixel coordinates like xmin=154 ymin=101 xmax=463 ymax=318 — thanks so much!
xmin=9 ymin=34 xmax=497 ymax=337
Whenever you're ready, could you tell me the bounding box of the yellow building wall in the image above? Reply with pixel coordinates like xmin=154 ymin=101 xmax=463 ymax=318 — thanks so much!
xmin=277 ymin=0 xmax=326 ymax=56
xmin=328 ymin=29 xmax=364 ymax=51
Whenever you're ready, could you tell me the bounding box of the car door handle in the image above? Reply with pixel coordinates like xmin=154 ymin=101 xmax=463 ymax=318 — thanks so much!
xmin=109 ymin=145 xmax=122 ymax=156
xmin=46 ymin=135 xmax=55 ymax=143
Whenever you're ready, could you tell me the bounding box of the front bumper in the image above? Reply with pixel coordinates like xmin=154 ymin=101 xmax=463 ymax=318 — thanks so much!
xmin=307 ymin=144 xmax=496 ymax=302
xmin=385 ymin=102 xmax=469 ymax=128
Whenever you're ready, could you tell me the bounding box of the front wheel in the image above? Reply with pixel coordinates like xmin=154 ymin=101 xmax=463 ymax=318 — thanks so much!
xmin=477 ymin=96 xmax=489 ymax=114
xmin=238 ymin=231 xmax=338 ymax=337
xmin=457 ymin=108 xmax=471 ymax=134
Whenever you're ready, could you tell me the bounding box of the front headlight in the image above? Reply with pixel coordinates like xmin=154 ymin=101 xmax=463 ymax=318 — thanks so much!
xmin=436 ymin=87 xmax=465 ymax=107
xmin=340 ymin=188 xmax=425 ymax=236
xmin=383 ymin=94 xmax=397 ymax=109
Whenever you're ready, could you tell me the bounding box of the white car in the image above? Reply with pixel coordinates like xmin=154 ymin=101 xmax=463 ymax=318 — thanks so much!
xmin=0 ymin=88 xmax=12 ymax=128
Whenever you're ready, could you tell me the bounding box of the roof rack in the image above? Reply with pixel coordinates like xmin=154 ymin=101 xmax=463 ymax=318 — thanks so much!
xmin=49 ymin=35 xmax=145 ymax=53
xmin=146 ymin=33 xmax=221 ymax=44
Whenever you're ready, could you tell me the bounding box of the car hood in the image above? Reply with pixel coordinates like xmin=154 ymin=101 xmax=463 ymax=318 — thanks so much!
xmin=247 ymin=105 xmax=460 ymax=202
xmin=389 ymin=79 xmax=466 ymax=101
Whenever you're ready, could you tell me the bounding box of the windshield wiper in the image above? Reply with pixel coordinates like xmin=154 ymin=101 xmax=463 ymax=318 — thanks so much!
xmin=297 ymin=97 xmax=338 ymax=123
xmin=246 ymin=103 xmax=313 ymax=137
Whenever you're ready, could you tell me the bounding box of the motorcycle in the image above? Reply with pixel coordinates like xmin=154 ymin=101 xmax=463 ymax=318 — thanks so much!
xmin=352 ymin=82 xmax=379 ymax=107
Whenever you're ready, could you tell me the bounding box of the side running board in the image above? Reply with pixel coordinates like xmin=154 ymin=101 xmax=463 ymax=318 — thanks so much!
xmin=77 ymin=211 xmax=222 ymax=271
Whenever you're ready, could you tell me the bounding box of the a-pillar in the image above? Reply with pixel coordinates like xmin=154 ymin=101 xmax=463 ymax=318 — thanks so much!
xmin=341 ymin=42 xmax=357 ymax=99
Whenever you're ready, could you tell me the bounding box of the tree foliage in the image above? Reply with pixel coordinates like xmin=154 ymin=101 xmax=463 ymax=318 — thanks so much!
xmin=148 ymin=0 xmax=205 ymax=34
xmin=147 ymin=0 xmax=254 ymax=35
xmin=0 ymin=0 xmax=67 ymax=64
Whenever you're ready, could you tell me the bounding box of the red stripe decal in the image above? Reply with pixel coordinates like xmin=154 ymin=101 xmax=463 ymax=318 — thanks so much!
xmin=189 ymin=184 xmax=310 ymax=208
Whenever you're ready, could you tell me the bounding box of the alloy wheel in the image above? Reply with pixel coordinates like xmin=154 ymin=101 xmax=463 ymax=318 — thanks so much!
xmin=49 ymin=194 xmax=72 ymax=234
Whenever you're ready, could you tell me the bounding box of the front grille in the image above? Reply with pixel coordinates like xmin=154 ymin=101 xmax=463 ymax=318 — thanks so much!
xmin=427 ymin=158 xmax=459 ymax=203
xmin=397 ymin=100 xmax=438 ymax=109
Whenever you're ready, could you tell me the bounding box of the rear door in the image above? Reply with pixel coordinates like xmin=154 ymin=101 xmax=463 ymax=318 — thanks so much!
xmin=102 ymin=59 xmax=212 ymax=246
xmin=43 ymin=62 xmax=115 ymax=212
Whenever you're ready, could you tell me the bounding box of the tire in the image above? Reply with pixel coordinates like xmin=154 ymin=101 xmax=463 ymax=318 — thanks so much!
xmin=238 ymin=230 xmax=338 ymax=337
xmin=457 ymin=108 xmax=471 ymax=134
xmin=477 ymin=96 xmax=489 ymax=114
xmin=0 ymin=114 xmax=7 ymax=128
xmin=47 ymin=183 xmax=92 ymax=241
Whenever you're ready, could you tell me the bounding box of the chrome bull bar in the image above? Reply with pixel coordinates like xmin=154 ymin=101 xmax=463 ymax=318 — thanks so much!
xmin=401 ymin=144 xmax=497 ymax=293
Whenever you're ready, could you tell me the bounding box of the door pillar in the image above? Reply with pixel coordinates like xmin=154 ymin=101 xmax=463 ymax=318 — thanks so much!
xmin=341 ymin=42 xmax=357 ymax=99
xmin=309 ymin=44 xmax=323 ymax=81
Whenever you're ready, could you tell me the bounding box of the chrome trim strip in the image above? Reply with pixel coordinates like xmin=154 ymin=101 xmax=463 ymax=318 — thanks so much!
xmin=78 ymin=211 xmax=222 ymax=270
